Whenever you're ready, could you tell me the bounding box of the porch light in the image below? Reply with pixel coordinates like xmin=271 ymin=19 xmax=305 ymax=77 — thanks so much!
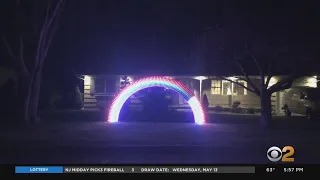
xmin=126 ymin=76 xmax=134 ymax=82
xmin=267 ymin=77 xmax=278 ymax=88
xmin=194 ymin=76 xmax=207 ymax=100
xmin=306 ymin=76 xmax=317 ymax=88
xmin=227 ymin=77 xmax=238 ymax=81
xmin=194 ymin=76 xmax=207 ymax=81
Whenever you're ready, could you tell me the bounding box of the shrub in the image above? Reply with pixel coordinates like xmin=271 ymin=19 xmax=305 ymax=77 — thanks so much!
xmin=231 ymin=107 xmax=245 ymax=114
xmin=49 ymin=94 xmax=62 ymax=109
xmin=60 ymin=86 xmax=84 ymax=110
xmin=223 ymin=107 xmax=231 ymax=112
xmin=215 ymin=105 xmax=224 ymax=113
xmin=232 ymin=101 xmax=241 ymax=108
xmin=202 ymin=94 xmax=209 ymax=112
xmin=246 ymin=108 xmax=256 ymax=114
xmin=74 ymin=86 xmax=84 ymax=109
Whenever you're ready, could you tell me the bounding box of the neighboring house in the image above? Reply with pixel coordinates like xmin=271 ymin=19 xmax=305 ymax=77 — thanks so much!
xmin=79 ymin=73 xmax=318 ymax=114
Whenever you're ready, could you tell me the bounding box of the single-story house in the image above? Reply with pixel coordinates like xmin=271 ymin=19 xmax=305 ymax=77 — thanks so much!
xmin=79 ymin=73 xmax=318 ymax=114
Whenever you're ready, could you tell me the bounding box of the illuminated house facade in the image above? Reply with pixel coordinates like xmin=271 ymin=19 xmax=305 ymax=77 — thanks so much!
xmin=81 ymin=74 xmax=318 ymax=114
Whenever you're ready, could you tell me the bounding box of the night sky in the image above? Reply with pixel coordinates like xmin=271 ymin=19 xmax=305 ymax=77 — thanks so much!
xmin=1 ymin=0 xmax=320 ymax=75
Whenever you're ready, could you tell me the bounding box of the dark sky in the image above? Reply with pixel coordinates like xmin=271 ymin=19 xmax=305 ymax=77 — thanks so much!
xmin=1 ymin=0 xmax=320 ymax=75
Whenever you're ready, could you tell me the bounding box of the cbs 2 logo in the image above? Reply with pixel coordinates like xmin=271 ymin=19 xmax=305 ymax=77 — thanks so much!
xmin=267 ymin=146 xmax=295 ymax=162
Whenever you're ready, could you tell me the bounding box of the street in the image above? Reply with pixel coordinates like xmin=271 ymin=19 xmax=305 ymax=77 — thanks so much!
xmin=1 ymin=114 xmax=320 ymax=164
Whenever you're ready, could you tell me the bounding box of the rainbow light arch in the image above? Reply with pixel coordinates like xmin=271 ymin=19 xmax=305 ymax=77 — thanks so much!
xmin=108 ymin=76 xmax=206 ymax=125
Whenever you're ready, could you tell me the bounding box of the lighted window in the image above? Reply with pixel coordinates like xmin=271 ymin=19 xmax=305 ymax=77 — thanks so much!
xmin=236 ymin=80 xmax=247 ymax=95
xmin=211 ymin=80 xmax=221 ymax=95
xmin=222 ymin=81 xmax=232 ymax=95
xmin=211 ymin=79 xmax=248 ymax=95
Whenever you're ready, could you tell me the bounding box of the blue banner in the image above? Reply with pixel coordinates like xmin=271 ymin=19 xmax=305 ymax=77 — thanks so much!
xmin=15 ymin=166 xmax=64 ymax=173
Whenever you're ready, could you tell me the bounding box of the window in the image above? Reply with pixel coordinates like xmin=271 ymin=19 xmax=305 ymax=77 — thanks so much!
xmin=211 ymin=80 xmax=221 ymax=94
xmin=94 ymin=78 xmax=105 ymax=93
xmin=211 ymin=79 xmax=248 ymax=95
xmin=222 ymin=81 xmax=232 ymax=95
xmin=235 ymin=80 xmax=247 ymax=95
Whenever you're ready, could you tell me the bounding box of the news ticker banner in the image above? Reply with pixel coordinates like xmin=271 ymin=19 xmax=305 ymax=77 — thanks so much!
xmin=13 ymin=165 xmax=313 ymax=174
xmin=15 ymin=166 xmax=255 ymax=174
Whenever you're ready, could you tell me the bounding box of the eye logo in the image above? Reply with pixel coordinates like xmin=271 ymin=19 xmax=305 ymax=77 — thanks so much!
xmin=267 ymin=146 xmax=282 ymax=162
xmin=267 ymin=146 xmax=295 ymax=162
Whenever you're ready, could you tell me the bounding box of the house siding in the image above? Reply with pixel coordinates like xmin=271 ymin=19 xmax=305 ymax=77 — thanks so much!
xmin=83 ymin=75 xmax=120 ymax=109
xmin=202 ymin=78 xmax=257 ymax=108
xmin=173 ymin=78 xmax=200 ymax=105
xmin=232 ymin=79 xmax=262 ymax=108
xmin=81 ymin=75 xmax=318 ymax=112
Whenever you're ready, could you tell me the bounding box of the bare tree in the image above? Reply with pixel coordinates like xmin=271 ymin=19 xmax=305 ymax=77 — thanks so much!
xmin=2 ymin=0 xmax=65 ymax=124
xmin=207 ymin=25 xmax=309 ymax=128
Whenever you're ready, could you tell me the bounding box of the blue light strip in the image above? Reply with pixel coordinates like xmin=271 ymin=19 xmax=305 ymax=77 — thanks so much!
xmin=15 ymin=166 xmax=64 ymax=173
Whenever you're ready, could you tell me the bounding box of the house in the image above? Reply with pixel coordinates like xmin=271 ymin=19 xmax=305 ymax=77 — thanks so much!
xmin=79 ymin=73 xmax=318 ymax=114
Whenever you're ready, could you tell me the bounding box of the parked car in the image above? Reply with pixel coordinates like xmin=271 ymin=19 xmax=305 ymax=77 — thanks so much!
xmin=282 ymin=87 xmax=320 ymax=119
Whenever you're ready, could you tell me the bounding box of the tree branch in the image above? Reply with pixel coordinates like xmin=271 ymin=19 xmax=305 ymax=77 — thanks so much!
xmin=34 ymin=1 xmax=52 ymax=72
xmin=267 ymin=61 xmax=272 ymax=75
xmin=235 ymin=76 xmax=249 ymax=82
xmin=216 ymin=44 xmax=225 ymax=52
xmin=215 ymin=43 xmax=261 ymax=95
xmin=264 ymin=60 xmax=273 ymax=87
xmin=234 ymin=60 xmax=261 ymax=95
xmin=34 ymin=0 xmax=64 ymax=73
xmin=41 ymin=0 xmax=65 ymax=63
xmin=267 ymin=76 xmax=297 ymax=94
xmin=17 ymin=35 xmax=30 ymax=74
xmin=245 ymin=50 xmax=262 ymax=74
xmin=16 ymin=0 xmax=30 ymax=74
xmin=33 ymin=21 xmax=38 ymax=36
xmin=1 ymin=35 xmax=17 ymax=60
xmin=219 ymin=76 xmax=258 ymax=95
xmin=19 ymin=36 xmax=24 ymax=63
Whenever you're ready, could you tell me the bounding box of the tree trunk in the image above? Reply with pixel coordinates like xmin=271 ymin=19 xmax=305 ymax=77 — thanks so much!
xmin=29 ymin=70 xmax=42 ymax=123
xmin=260 ymin=90 xmax=272 ymax=128
xmin=17 ymin=73 xmax=32 ymax=124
